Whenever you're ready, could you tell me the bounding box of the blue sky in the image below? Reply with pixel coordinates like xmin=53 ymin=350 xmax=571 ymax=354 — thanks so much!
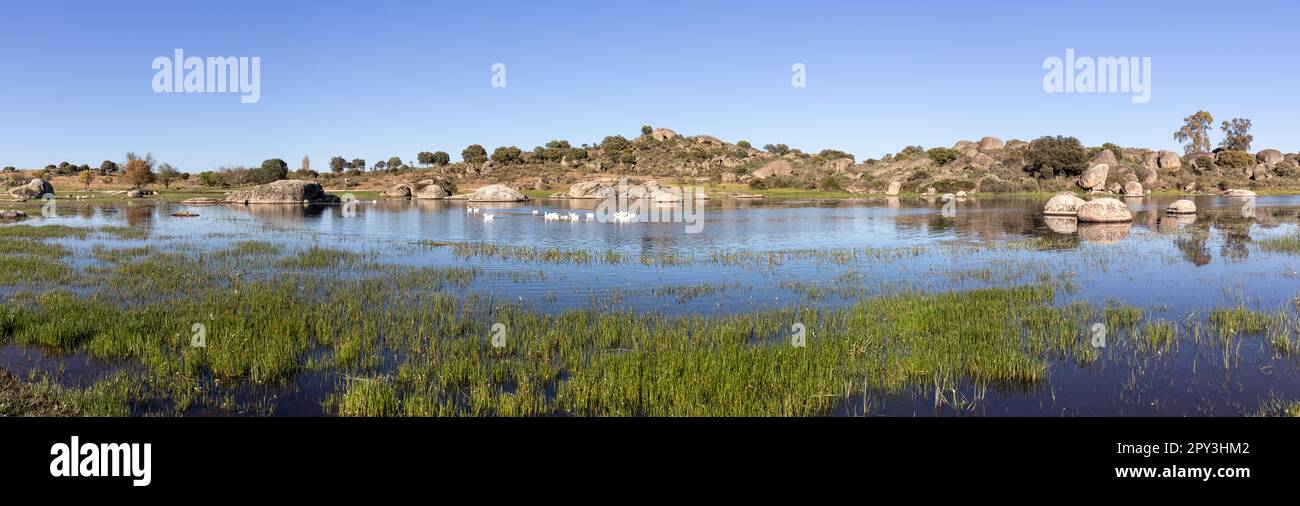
xmin=0 ymin=0 xmax=1295 ymax=172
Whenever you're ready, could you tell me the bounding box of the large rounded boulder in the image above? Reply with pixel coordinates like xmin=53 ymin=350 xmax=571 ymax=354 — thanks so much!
xmin=1043 ymin=194 xmax=1086 ymax=215
xmin=1078 ymin=164 xmax=1109 ymax=190
xmin=1077 ymin=197 xmax=1133 ymax=223
xmin=8 ymin=178 xmax=54 ymax=199
xmin=566 ymin=180 xmax=617 ymax=199
xmin=1122 ymin=181 xmax=1145 ymax=197
xmin=414 ymin=182 xmax=450 ymax=200
xmin=467 ymin=184 xmax=527 ymax=202
xmin=224 ymin=180 xmax=339 ymax=204
xmin=1158 ymin=150 xmax=1182 ymax=171
xmin=977 ymin=136 xmax=1004 ymax=151
xmin=1257 ymin=149 xmax=1284 ymax=166
xmin=381 ymin=183 xmax=414 ymax=197
xmin=1166 ymin=199 xmax=1197 ymax=214
xmin=751 ymin=160 xmax=794 ymax=179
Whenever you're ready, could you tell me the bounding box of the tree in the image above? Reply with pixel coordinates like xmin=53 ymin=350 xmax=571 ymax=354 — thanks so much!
xmin=387 ymin=157 xmax=402 ymax=171
xmin=158 ymin=163 xmax=180 ymax=189
xmin=737 ymin=140 xmax=752 ymax=149
xmin=1025 ymin=135 xmax=1087 ymax=179
xmin=99 ymin=160 xmax=118 ymax=175
xmin=641 ymin=125 xmax=653 ymax=136
xmin=462 ymin=144 xmax=488 ymax=164
xmin=1174 ymin=111 xmax=1214 ymax=154
xmin=301 ymin=155 xmax=311 ymax=172
xmin=256 ymin=158 xmax=289 ymax=183
xmin=78 ymin=170 xmax=95 ymax=190
xmin=490 ymin=146 xmax=522 ymax=164
xmin=123 ymin=159 xmax=155 ymax=189
xmin=329 ymin=156 xmax=346 ymax=174
xmin=763 ymin=143 xmax=791 ymax=155
xmin=198 ymin=171 xmax=221 ymax=187
xmin=431 ymin=151 xmax=450 ymax=165
xmin=417 ymin=151 xmax=435 ymax=166
xmin=351 ymin=159 xmax=366 ymax=172
xmin=1219 ymin=118 xmax=1253 ymax=152
xmin=601 ymin=135 xmax=631 ymax=160
xmin=374 ymin=160 xmax=386 ymax=171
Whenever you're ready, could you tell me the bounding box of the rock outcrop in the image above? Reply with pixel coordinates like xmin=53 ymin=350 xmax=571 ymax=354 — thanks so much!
xmin=224 ymin=180 xmax=340 ymax=204
xmin=1166 ymin=199 xmax=1197 ymax=214
xmin=885 ymin=181 xmax=902 ymax=196
xmin=1078 ymin=164 xmax=1109 ymax=190
xmin=1077 ymin=197 xmax=1132 ymax=223
xmin=1043 ymin=194 xmax=1086 ymax=215
xmin=751 ymin=160 xmax=794 ymax=179
xmin=7 ymin=178 xmax=54 ymax=199
xmin=467 ymin=184 xmax=527 ymax=202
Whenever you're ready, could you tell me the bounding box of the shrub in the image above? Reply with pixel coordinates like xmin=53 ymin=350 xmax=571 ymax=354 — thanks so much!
xmin=926 ymin=147 xmax=958 ymax=165
xmin=896 ymin=145 xmax=925 ymax=160
xmin=430 ymin=151 xmax=450 ymax=165
xmin=817 ymin=149 xmax=854 ymax=161
xmin=817 ymin=176 xmax=844 ymax=192
xmin=641 ymin=125 xmax=653 ymax=136
xmin=978 ymin=178 xmax=1017 ymax=193
xmin=736 ymin=140 xmax=752 ymax=149
xmin=929 ymin=178 xmax=971 ymax=193
xmin=906 ymin=170 xmax=931 ymax=183
xmin=1192 ymin=156 xmax=1215 ymax=173
xmin=1216 ymin=150 xmax=1255 ymax=169
xmin=490 ymin=146 xmax=523 ymax=164
xmin=763 ymin=143 xmax=791 ymax=155
xmin=1274 ymin=160 xmax=1298 ymax=177
xmin=1025 ymin=135 xmax=1087 ymax=178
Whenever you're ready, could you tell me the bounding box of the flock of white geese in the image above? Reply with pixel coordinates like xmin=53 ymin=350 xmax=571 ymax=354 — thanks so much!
xmin=466 ymin=206 xmax=636 ymax=223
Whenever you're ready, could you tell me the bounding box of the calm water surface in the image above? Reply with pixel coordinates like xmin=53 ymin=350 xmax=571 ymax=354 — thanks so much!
xmin=7 ymin=194 xmax=1300 ymax=416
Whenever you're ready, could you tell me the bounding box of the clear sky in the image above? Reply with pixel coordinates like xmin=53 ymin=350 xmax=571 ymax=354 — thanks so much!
xmin=1 ymin=0 xmax=1295 ymax=172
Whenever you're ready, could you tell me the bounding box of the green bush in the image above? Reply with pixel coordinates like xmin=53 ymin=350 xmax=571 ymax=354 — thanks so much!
xmin=926 ymin=147 xmax=958 ymax=165
xmin=490 ymin=146 xmax=523 ymax=164
xmin=1101 ymin=142 xmax=1124 ymax=162
xmin=736 ymin=140 xmax=752 ymax=149
xmin=978 ymin=178 xmax=1017 ymax=193
xmin=1274 ymin=160 xmax=1298 ymax=177
xmin=817 ymin=149 xmax=854 ymax=161
xmin=930 ymin=179 xmax=971 ymax=193
xmin=1216 ymin=150 xmax=1255 ymax=169
xmin=817 ymin=176 xmax=844 ymax=192
xmin=896 ymin=146 xmax=925 ymax=160
xmin=1025 ymin=135 xmax=1087 ymax=179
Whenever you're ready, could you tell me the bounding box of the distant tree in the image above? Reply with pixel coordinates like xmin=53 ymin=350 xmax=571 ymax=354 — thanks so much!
xmin=78 ymin=170 xmax=95 ymax=190
xmin=417 ymin=151 xmax=435 ymax=166
xmin=736 ymin=140 xmax=752 ymax=149
xmin=78 ymin=164 xmax=90 ymax=172
xmin=431 ymin=151 xmax=450 ymax=165
xmin=387 ymin=157 xmax=402 ymax=170
xmin=926 ymin=147 xmax=958 ymax=165
xmin=2 ymin=166 xmax=15 ymax=172
xmin=123 ymin=159 xmax=155 ymax=189
xmin=817 ymin=149 xmax=854 ymax=161
xmin=462 ymin=144 xmax=488 ymax=164
xmin=329 ymin=156 xmax=346 ymax=174
xmin=158 ymin=163 xmax=180 ymax=189
xmin=351 ymin=159 xmax=366 ymax=172
xmin=763 ymin=143 xmax=791 ymax=155
xmin=601 ymin=136 xmax=631 ymax=160
xmin=198 ymin=171 xmax=221 ymax=187
xmin=256 ymin=158 xmax=289 ymax=183
xmin=1025 ymin=135 xmax=1087 ymax=179
xmin=301 ymin=155 xmax=311 ymax=172
xmin=374 ymin=160 xmax=386 ymax=171
xmin=1174 ymin=111 xmax=1215 ymax=154
xmin=490 ymin=146 xmax=522 ymax=164
xmin=641 ymin=125 xmax=653 ymax=136
xmin=1218 ymin=118 xmax=1253 ymax=152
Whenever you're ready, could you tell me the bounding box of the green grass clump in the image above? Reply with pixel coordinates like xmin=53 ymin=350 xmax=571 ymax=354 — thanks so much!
xmin=1140 ymin=320 xmax=1175 ymax=350
xmin=1209 ymin=307 xmax=1272 ymax=339
xmin=338 ymin=377 xmax=400 ymax=416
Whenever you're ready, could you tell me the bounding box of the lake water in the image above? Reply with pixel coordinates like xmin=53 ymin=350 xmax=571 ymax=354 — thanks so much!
xmin=6 ymin=193 xmax=1300 ymax=416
